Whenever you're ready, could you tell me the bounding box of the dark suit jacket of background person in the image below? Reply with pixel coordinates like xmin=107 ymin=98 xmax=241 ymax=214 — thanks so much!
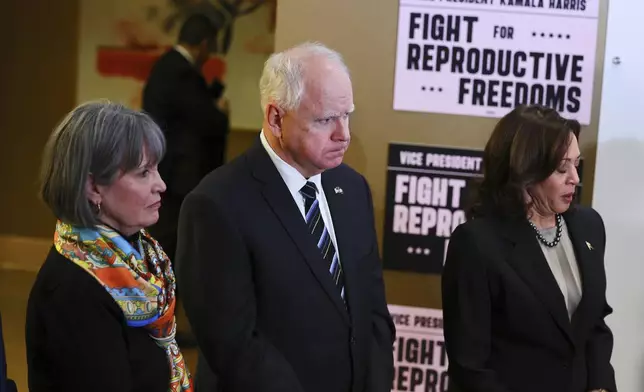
xmin=441 ymin=205 xmax=617 ymax=392
xmin=0 ymin=313 xmax=17 ymax=392
xmin=142 ymin=48 xmax=229 ymax=260
xmin=175 ymin=136 xmax=396 ymax=392
xmin=143 ymin=48 xmax=229 ymax=197
xmin=25 ymin=248 xmax=170 ymax=392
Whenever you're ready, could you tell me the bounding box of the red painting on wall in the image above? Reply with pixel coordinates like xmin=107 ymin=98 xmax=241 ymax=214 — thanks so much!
xmin=79 ymin=0 xmax=276 ymax=128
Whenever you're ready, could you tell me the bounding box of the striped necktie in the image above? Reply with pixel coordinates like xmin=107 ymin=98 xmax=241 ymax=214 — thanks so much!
xmin=299 ymin=181 xmax=345 ymax=300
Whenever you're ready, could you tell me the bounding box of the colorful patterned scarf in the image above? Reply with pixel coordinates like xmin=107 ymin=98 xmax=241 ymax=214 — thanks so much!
xmin=54 ymin=220 xmax=193 ymax=392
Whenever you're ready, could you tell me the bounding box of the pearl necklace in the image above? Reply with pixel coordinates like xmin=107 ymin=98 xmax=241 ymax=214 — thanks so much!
xmin=528 ymin=214 xmax=562 ymax=248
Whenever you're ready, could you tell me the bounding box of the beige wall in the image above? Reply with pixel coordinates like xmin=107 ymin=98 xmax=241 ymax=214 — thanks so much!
xmin=0 ymin=0 xmax=80 ymax=238
xmin=275 ymin=0 xmax=609 ymax=309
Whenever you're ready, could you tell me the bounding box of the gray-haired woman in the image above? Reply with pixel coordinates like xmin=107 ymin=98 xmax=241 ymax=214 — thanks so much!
xmin=25 ymin=101 xmax=194 ymax=392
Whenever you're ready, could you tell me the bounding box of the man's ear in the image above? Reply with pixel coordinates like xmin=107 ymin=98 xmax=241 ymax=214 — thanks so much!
xmin=86 ymin=174 xmax=101 ymax=206
xmin=266 ymin=104 xmax=285 ymax=139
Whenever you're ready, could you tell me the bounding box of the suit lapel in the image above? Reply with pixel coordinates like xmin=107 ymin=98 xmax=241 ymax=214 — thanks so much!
xmin=563 ymin=210 xmax=601 ymax=337
xmin=502 ymin=219 xmax=574 ymax=345
xmin=247 ymin=138 xmax=350 ymax=324
xmin=321 ymin=172 xmax=358 ymax=318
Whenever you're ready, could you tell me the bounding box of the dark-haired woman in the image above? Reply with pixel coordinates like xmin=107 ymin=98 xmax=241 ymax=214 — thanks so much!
xmin=442 ymin=104 xmax=616 ymax=392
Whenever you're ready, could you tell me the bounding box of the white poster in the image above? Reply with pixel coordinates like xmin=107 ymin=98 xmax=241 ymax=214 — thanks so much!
xmin=393 ymin=0 xmax=600 ymax=125
xmin=388 ymin=304 xmax=448 ymax=392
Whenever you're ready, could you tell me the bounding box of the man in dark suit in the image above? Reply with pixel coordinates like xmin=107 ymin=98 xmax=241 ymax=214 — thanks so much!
xmin=143 ymin=14 xmax=229 ymax=346
xmin=176 ymin=42 xmax=395 ymax=392
xmin=143 ymin=13 xmax=229 ymax=261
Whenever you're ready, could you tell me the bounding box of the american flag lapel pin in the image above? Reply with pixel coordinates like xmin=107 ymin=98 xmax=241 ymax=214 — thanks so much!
xmin=334 ymin=186 xmax=343 ymax=194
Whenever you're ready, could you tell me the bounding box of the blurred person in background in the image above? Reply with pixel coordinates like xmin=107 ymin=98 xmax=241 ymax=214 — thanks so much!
xmin=25 ymin=100 xmax=193 ymax=392
xmin=442 ymin=104 xmax=616 ymax=392
xmin=143 ymin=13 xmax=230 ymax=347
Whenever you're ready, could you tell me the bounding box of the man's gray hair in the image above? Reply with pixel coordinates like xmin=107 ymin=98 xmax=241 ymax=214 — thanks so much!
xmin=259 ymin=41 xmax=350 ymax=112
xmin=39 ymin=100 xmax=166 ymax=228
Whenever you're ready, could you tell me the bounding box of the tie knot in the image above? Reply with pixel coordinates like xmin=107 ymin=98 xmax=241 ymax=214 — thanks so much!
xmin=300 ymin=181 xmax=318 ymax=199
